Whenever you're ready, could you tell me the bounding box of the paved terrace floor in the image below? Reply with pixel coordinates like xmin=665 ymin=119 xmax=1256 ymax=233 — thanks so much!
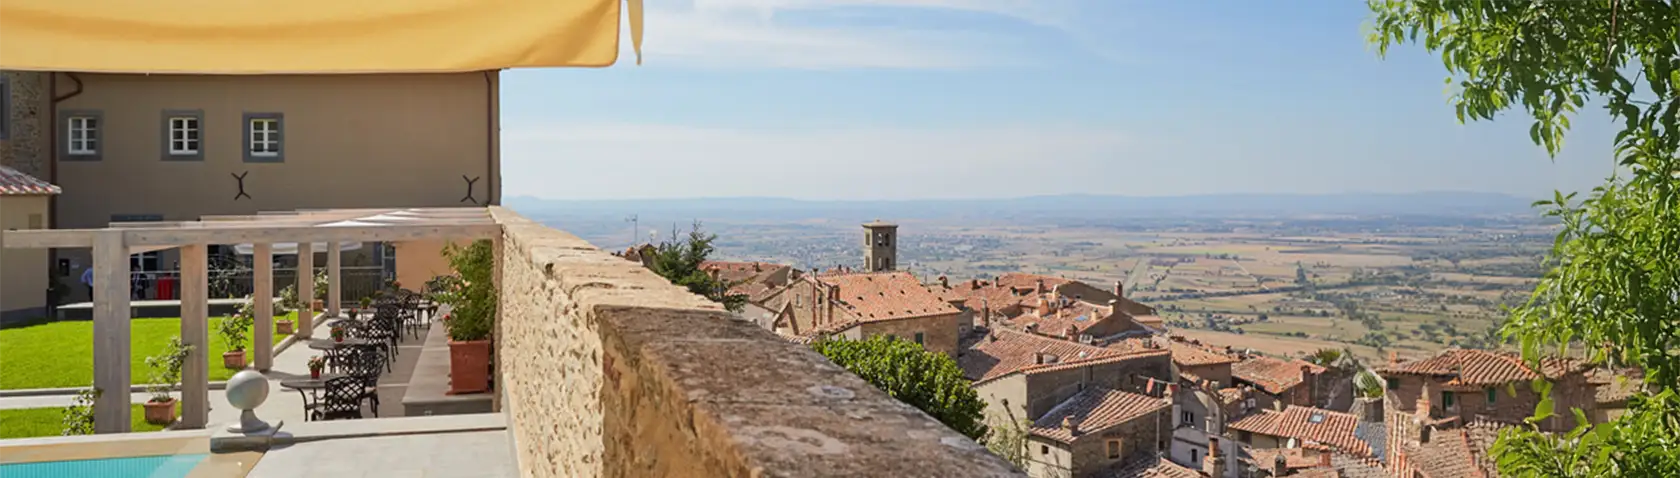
xmin=0 ymin=314 xmax=427 ymax=427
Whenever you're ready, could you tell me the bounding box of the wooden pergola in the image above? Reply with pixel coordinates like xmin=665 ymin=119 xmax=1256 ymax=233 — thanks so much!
xmin=0 ymin=207 xmax=499 ymax=433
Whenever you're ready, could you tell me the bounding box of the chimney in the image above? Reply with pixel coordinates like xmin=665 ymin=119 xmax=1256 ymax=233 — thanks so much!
xmin=1320 ymin=449 xmax=1331 ymax=467
xmin=1115 ymin=280 xmax=1125 ymax=300
xmin=1389 ymin=350 xmax=1399 ymax=366
xmin=1271 ymin=453 xmax=1288 ymax=477
xmin=753 ymin=262 xmax=762 ymax=272
xmin=1203 ymin=438 xmax=1226 ymax=476
xmin=938 ymin=275 xmax=949 ymax=288
xmin=1061 ymin=416 xmax=1079 ymax=434
xmin=1036 ymin=279 xmax=1046 ymax=293
xmin=1301 ymin=365 xmax=1314 ymax=390
xmin=1064 ymin=325 xmax=1078 ymax=339
xmin=1107 ymin=299 xmax=1119 ymax=317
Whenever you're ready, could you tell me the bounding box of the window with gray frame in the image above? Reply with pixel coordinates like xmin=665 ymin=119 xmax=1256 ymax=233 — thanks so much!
xmin=162 ymin=109 xmax=204 ymax=160
xmin=243 ymin=112 xmax=284 ymax=162
xmin=0 ymin=77 xmax=10 ymax=140
xmin=60 ymin=110 xmax=102 ymax=161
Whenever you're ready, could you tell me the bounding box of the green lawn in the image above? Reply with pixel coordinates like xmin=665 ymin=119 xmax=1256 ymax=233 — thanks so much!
xmin=0 ymin=311 xmax=299 ymax=390
xmin=0 ymin=403 xmax=173 ymax=439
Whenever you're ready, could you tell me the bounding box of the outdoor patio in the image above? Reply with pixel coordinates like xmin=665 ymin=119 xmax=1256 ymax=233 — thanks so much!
xmin=1 ymin=207 xmax=498 ymax=433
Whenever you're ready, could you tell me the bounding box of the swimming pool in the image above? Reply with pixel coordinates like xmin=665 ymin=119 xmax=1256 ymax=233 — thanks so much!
xmin=0 ymin=453 xmax=207 ymax=478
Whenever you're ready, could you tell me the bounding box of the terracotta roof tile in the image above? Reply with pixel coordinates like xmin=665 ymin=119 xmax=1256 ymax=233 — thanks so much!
xmin=819 ymin=272 xmax=959 ymax=323
xmin=1244 ymin=448 xmax=1320 ymax=471
xmin=1098 ymin=455 xmax=1204 ymax=478
xmin=1400 ymin=426 xmax=1491 ymax=478
xmin=1231 ymin=356 xmax=1320 ymax=395
xmin=1378 ymin=349 xmax=1588 ymax=387
xmin=1227 ymin=407 xmax=1372 ymax=456
xmin=1029 ymin=387 xmax=1168 ymax=444
xmin=1172 ymin=342 xmax=1239 ymax=367
xmin=1330 ymin=453 xmax=1391 ymax=478
xmin=0 ymin=166 xmax=60 ymax=196
xmin=701 ymin=260 xmax=791 ymax=297
xmin=959 ymin=329 xmax=1165 ymax=384
xmin=1216 ymin=387 xmax=1245 ymax=405
xmin=1008 ymin=296 xmax=1131 ymax=337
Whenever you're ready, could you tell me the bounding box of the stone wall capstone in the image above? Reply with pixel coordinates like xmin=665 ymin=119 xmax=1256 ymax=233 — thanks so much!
xmin=491 ymin=208 xmax=1023 ymax=478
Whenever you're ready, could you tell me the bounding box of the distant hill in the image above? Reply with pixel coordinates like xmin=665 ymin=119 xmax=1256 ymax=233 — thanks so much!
xmin=506 ymin=192 xmax=1536 ymax=221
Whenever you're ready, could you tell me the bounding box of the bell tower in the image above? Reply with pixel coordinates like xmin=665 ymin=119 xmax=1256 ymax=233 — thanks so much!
xmin=862 ymin=220 xmax=897 ymax=272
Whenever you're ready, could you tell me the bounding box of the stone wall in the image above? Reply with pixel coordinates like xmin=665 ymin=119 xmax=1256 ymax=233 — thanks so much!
xmin=490 ymin=208 xmax=1021 ymax=477
xmin=1 ymin=70 xmax=50 ymax=179
xmin=1386 ymin=373 xmax=1597 ymax=433
xmin=855 ymin=312 xmax=960 ymax=356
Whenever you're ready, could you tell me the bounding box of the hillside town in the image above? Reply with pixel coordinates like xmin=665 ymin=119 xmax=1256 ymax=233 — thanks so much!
xmin=622 ymin=221 xmax=1647 ymax=478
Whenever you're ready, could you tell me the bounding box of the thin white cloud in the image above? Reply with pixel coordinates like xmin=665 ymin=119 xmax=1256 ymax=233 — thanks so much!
xmin=501 ymin=122 xmax=1139 ymax=199
xmin=634 ymin=0 xmax=1079 ymax=69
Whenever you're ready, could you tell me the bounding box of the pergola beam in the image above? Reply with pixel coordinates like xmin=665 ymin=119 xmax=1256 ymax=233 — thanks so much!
xmin=3 ymin=224 xmax=498 ymax=249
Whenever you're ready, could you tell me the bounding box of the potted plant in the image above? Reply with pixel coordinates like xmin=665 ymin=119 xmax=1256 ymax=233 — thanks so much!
xmin=330 ymin=325 xmax=346 ymax=343
xmin=312 ymin=269 xmax=329 ymax=311
xmin=278 ymin=285 xmax=302 ymax=335
xmin=143 ymin=337 xmax=190 ymax=425
xmin=217 ymin=304 xmax=254 ymax=369
xmin=307 ymin=355 xmax=326 ymax=379
xmin=439 ymin=240 xmax=496 ymax=395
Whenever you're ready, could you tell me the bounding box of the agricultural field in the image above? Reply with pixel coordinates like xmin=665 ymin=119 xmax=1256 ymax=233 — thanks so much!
xmin=546 ymin=205 xmax=1553 ymax=364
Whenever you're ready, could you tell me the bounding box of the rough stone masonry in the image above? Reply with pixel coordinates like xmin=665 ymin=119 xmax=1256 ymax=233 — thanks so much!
xmin=491 ymin=208 xmax=1022 ymax=478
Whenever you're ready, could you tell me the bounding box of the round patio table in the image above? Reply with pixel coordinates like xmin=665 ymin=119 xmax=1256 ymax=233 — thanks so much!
xmin=281 ymin=373 xmax=347 ymax=421
xmin=306 ymin=337 xmax=367 ymax=351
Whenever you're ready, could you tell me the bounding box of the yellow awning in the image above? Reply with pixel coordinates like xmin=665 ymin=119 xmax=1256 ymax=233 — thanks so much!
xmin=0 ymin=0 xmax=644 ymax=74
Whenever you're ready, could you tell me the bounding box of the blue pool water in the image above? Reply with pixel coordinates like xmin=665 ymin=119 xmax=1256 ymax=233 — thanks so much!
xmin=0 ymin=454 xmax=206 ymax=478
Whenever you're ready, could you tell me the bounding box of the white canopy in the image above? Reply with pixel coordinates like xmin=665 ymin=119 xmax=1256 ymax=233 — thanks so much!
xmin=232 ymin=209 xmax=438 ymax=254
xmin=234 ymin=241 xmax=362 ymax=255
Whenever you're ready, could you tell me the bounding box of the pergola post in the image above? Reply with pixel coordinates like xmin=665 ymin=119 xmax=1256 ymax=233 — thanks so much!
xmin=253 ymin=243 xmax=274 ymax=371
xmin=178 ymin=244 xmax=209 ymax=429
xmin=91 ymin=231 xmax=132 ymax=434
xmin=327 ymin=242 xmax=342 ymax=317
xmin=296 ymin=241 xmax=315 ymax=337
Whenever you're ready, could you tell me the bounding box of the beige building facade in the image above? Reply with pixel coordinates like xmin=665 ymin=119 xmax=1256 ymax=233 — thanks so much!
xmin=2 ymin=71 xmax=501 ymax=304
xmin=0 ymin=175 xmax=56 ymax=322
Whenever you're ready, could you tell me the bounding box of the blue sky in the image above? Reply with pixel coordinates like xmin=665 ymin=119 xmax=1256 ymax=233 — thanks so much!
xmin=499 ymin=0 xmax=1615 ymax=201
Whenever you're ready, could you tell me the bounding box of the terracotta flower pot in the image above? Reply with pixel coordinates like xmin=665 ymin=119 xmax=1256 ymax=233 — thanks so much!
xmin=143 ymin=398 xmax=177 ymax=425
xmin=222 ymin=350 xmax=246 ymax=369
xmin=310 ymin=368 xmax=322 ymax=379
xmin=447 ymin=339 xmax=492 ymax=395
xmin=277 ymin=320 xmax=294 ymax=335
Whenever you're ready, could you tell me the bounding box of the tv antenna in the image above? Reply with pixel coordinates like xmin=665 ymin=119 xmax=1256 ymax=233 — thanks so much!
xmin=624 ymin=214 xmax=639 ymax=247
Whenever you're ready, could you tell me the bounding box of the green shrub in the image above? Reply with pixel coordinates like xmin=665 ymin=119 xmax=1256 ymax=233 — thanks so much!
xmin=144 ymin=336 xmax=191 ymax=402
xmin=812 ymin=335 xmax=987 ymax=439
xmin=437 ymin=240 xmax=496 ymax=342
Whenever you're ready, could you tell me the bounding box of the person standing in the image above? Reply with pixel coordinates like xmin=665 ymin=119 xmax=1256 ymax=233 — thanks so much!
xmin=80 ymin=267 xmax=94 ymax=300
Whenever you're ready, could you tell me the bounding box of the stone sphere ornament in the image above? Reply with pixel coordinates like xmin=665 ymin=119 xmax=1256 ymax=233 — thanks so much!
xmin=225 ymin=369 xmax=273 ymax=433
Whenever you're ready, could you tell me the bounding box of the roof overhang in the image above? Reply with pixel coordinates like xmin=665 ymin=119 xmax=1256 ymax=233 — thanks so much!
xmin=0 ymin=0 xmax=643 ymax=73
